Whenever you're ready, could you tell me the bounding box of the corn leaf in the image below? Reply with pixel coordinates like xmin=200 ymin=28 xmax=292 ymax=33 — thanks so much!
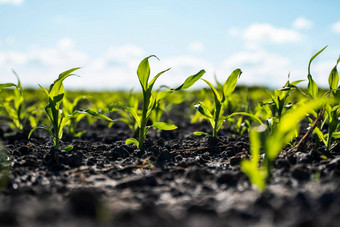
xmin=307 ymin=47 xmax=327 ymax=99
xmin=240 ymin=159 xmax=266 ymax=192
xmin=328 ymin=57 xmax=339 ymax=91
xmin=193 ymin=131 xmax=211 ymax=136
xmin=223 ymin=69 xmax=242 ymax=98
xmin=147 ymin=68 xmax=171 ymax=92
xmin=266 ymin=99 xmax=328 ymax=160
xmin=241 ymin=127 xmax=268 ymax=192
xmin=195 ymin=102 xmax=213 ymax=119
xmin=227 ymin=112 xmax=263 ymax=125
xmin=50 ymin=67 xmax=80 ymax=99
xmin=152 ymin=122 xmax=177 ymax=130
xmin=28 ymin=126 xmax=53 ymax=139
xmin=58 ymin=117 xmax=71 ymax=139
xmin=313 ymin=127 xmax=327 ymax=146
xmin=0 ymin=83 xmax=17 ymax=91
xmin=307 ymin=74 xmax=318 ymax=99
xmin=126 ymin=138 xmax=139 ymax=147
xmin=202 ymin=79 xmax=221 ymax=103
xmin=175 ymin=69 xmax=206 ymax=90
xmin=308 ymin=46 xmax=327 ymax=76
xmin=62 ymin=145 xmax=73 ymax=152
xmin=81 ymin=109 xmax=113 ymax=122
xmin=137 ymin=55 xmax=157 ymax=92
xmin=157 ymin=90 xmax=174 ymax=101
xmin=126 ymin=107 xmax=141 ymax=127
xmin=38 ymin=84 xmax=50 ymax=98
xmin=331 ymin=132 xmax=340 ymax=139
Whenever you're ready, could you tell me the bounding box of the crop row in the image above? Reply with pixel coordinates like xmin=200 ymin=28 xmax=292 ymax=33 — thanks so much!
xmin=0 ymin=46 xmax=339 ymax=192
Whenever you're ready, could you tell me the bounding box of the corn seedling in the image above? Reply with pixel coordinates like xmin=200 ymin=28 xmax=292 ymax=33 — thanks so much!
xmin=311 ymin=55 xmax=340 ymax=151
xmin=63 ymin=95 xmax=89 ymax=137
xmin=241 ymin=99 xmax=328 ymax=192
xmin=0 ymin=71 xmax=26 ymax=133
xmin=29 ymin=68 xmax=112 ymax=151
xmin=194 ymin=69 xmax=242 ymax=137
xmin=126 ymin=55 xmax=205 ymax=149
xmin=259 ymin=77 xmax=304 ymax=131
xmin=109 ymin=91 xmax=140 ymax=135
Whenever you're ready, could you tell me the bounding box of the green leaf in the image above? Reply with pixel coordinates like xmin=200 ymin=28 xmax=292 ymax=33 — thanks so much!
xmin=328 ymin=59 xmax=339 ymax=91
xmin=290 ymin=80 xmax=305 ymax=86
xmin=74 ymin=131 xmax=86 ymax=137
xmin=49 ymin=67 xmax=80 ymax=99
xmin=59 ymin=117 xmax=71 ymax=139
xmin=223 ymin=69 xmax=242 ymax=98
xmin=308 ymin=46 xmax=327 ymax=76
xmin=249 ymin=127 xmax=261 ymax=161
xmin=202 ymin=79 xmax=221 ymax=103
xmin=227 ymin=112 xmax=263 ymax=125
xmin=194 ymin=102 xmax=213 ymax=119
xmin=62 ymin=145 xmax=73 ymax=152
xmin=331 ymin=132 xmax=340 ymax=139
xmin=147 ymin=68 xmax=171 ymax=92
xmin=137 ymin=55 xmax=158 ymax=92
xmin=126 ymin=138 xmax=139 ymax=147
xmin=313 ymin=127 xmax=327 ymax=146
xmin=175 ymin=69 xmax=206 ymax=90
xmin=240 ymin=159 xmax=266 ymax=192
xmin=193 ymin=131 xmax=211 ymax=137
xmin=126 ymin=107 xmax=141 ymax=127
xmin=38 ymin=84 xmax=50 ymax=98
xmin=307 ymin=74 xmax=318 ymax=99
xmin=266 ymin=99 xmax=329 ymax=160
xmin=58 ymin=67 xmax=80 ymax=82
xmin=53 ymin=93 xmax=65 ymax=103
xmin=152 ymin=122 xmax=177 ymax=130
xmin=306 ymin=47 xmax=327 ymax=99
xmin=81 ymin=109 xmax=113 ymax=122
xmin=108 ymin=102 xmax=126 ymax=112
xmin=0 ymin=83 xmax=17 ymax=91
xmin=28 ymin=126 xmax=53 ymax=139
xmin=156 ymin=90 xmax=174 ymax=101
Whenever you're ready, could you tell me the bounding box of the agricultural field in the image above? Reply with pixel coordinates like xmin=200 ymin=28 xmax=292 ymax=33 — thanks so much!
xmin=0 ymin=49 xmax=340 ymax=227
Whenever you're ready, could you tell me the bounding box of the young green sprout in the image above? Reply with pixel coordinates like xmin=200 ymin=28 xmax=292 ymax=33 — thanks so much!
xmin=108 ymin=91 xmax=140 ymax=136
xmin=194 ymin=69 xmax=242 ymax=137
xmin=29 ymin=68 xmax=112 ymax=151
xmin=126 ymin=55 xmax=205 ymax=149
xmin=63 ymin=95 xmax=88 ymax=137
xmin=0 ymin=70 xmax=26 ymax=132
xmin=311 ymin=54 xmax=340 ymax=151
xmin=259 ymin=76 xmax=305 ymax=131
xmin=241 ymin=99 xmax=328 ymax=192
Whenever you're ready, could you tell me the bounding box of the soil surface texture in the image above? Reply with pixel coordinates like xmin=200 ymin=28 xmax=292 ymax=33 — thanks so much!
xmin=1 ymin=116 xmax=340 ymax=227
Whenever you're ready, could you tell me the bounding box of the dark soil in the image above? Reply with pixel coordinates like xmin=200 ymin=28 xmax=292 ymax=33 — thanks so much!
xmin=1 ymin=116 xmax=340 ymax=227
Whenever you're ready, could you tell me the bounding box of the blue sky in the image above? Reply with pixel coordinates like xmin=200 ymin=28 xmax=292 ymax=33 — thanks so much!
xmin=1 ymin=0 xmax=340 ymax=90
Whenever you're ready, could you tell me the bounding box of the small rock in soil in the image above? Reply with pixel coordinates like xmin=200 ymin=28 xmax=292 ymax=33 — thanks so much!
xmin=291 ymin=164 xmax=310 ymax=181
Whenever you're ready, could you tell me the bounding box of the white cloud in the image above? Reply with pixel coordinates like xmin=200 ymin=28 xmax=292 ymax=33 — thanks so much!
xmin=293 ymin=17 xmax=313 ymax=30
xmin=244 ymin=24 xmax=302 ymax=44
xmin=188 ymin=41 xmax=204 ymax=53
xmin=229 ymin=23 xmax=302 ymax=50
xmin=58 ymin=38 xmax=74 ymax=50
xmin=0 ymin=40 xmax=147 ymax=90
xmin=332 ymin=21 xmax=340 ymax=33
xmin=0 ymin=0 xmax=23 ymax=5
xmin=1 ymin=37 xmax=335 ymax=91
